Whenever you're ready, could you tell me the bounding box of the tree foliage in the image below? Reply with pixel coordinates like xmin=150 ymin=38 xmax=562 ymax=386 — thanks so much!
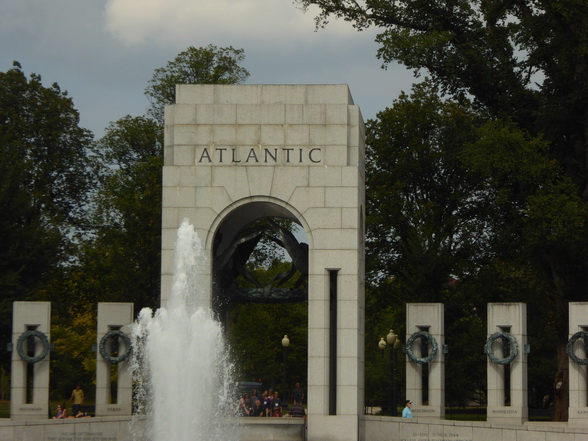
xmin=366 ymin=81 xmax=490 ymax=301
xmin=85 ymin=116 xmax=164 ymax=310
xmin=46 ymin=46 xmax=251 ymax=383
xmin=82 ymin=45 xmax=250 ymax=314
xmin=0 ymin=62 xmax=94 ymax=373
xmin=145 ymin=45 xmax=250 ymax=122
xmin=227 ymin=257 xmax=308 ymax=394
xmin=0 ymin=62 xmax=95 ymax=233
xmin=366 ymin=82 xmax=491 ymax=406
xmin=365 ymin=80 xmax=584 ymax=410
xmin=299 ymin=0 xmax=588 ymax=418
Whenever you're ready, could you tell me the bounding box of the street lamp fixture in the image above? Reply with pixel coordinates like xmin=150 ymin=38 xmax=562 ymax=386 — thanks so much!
xmin=386 ymin=329 xmax=397 ymax=346
xmin=282 ymin=335 xmax=290 ymax=403
xmin=379 ymin=329 xmax=400 ymax=416
xmin=378 ymin=337 xmax=387 ymax=351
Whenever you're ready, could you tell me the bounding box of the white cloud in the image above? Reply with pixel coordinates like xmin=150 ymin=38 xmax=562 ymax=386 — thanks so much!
xmin=0 ymin=0 xmax=415 ymax=136
xmin=104 ymin=0 xmax=356 ymax=47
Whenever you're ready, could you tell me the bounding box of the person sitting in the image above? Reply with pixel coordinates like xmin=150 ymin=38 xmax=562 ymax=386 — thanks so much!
xmin=242 ymin=393 xmax=252 ymax=408
xmin=288 ymin=400 xmax=306 ymax=418
xmin=251 ymin=399 xmax=265 ymax=417
xmin=272 ymin=391 xmax=282 ymax=417
xmin=236 ymin=396 xmax=251 ymax=417
xmin=53 ymin=404 xmax=68 ymax=419
xmin=402 ymin=400 xmax=413 ymax=418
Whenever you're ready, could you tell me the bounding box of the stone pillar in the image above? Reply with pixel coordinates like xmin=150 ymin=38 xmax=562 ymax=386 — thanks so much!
xmin=162 ymin=84 xmax=366 ymax=441
xmin=486 ymin=302 xmax=528 ymax=424
xmin=95 ymin=302 xmax=134 ymax=416
xmin=406 ymin=303 xmax=445 ymax=420
xmin=568 ymin=302 xmax=588 ymax=426
xmin=10 ymin=301 xmax=51 ymax=420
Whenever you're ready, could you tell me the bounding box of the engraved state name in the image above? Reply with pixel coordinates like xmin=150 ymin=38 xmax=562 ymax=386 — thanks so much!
xmin=197 ymin=147 xmax=322 ymax=164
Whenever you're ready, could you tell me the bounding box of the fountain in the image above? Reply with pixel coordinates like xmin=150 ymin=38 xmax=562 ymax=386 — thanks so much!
xmin=129 ymin=219 xmax=239 ymax=441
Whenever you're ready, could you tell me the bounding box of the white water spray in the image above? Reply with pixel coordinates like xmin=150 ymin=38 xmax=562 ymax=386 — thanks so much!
xmin=129 ymin=219 xmax=239 ymax=441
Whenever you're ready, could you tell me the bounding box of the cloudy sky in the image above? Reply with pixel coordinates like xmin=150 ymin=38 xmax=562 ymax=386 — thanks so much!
xmin=1 ymin=0 xmax=417 ymax=137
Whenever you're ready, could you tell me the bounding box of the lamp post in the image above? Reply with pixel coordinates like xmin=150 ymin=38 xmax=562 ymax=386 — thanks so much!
xmin=282 ymin=335 xmax=290 ymax=402
xmin=379 ymin=329 xmax=401 ymax=416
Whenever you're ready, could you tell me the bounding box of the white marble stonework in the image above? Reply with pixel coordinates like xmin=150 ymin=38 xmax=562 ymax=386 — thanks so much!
xmin=406 ymin=303 xmax=445 ymax=420
xmin=95 ymin=303 xmax=134 ymax=417
xmin=486 ymin=303 xmax=528 ymax=424
xmin=10 ymin=302 xmax=51 ymax=421
xmin=568 ymin=302 xmax=588 ymax=427
xmin=162 ymin=84 xmax=366 ymax=441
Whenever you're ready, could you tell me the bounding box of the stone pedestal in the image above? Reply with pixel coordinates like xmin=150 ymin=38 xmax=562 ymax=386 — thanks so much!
xmin=568 ymin=302 xmax=588 ymax=426
xmin=486 ymin=303 xmax=528 ymax=424
xmin=10 ymin=301 xmax=51 ymax=420
xmin=405 ymin=303 xmax=445 ymax=420
xmin=95 ymin=303 xmax=134 ymax=416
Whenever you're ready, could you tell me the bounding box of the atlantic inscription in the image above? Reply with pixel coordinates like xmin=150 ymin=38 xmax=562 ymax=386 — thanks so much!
xmin=197 ymin=147 xmax=322 ymax=164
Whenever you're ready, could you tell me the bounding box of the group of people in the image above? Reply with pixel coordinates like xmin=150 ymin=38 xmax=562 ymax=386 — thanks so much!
xmin=52 ymin=404 xmax=90 ymax=419
xmin=236 ymin=383 xmax=306 ymax=418
xmin=53 ymin=384 xmax=91 ymax=419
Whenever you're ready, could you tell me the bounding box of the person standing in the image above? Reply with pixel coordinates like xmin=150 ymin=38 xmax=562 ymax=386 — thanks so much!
xmin=402 ymin=400 xmax=413 ymax=418
xmin=69 ymin=385 xmax=85 ymax=416
xmin=290 ymin=382 xmax=304 ymax=405
xmin=272 ymin=390 xmax=282 ymax=417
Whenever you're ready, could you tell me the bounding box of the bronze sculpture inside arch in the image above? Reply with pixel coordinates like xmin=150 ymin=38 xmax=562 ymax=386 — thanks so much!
xmin=213 ymin=218 xmax=308 ymax=310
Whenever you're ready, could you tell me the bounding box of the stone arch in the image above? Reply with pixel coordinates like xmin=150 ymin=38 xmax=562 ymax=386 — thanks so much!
xmin=206 ymin=196 xmax=313 ymax=254
xmin=162 ymin=84 xmax=365 ymax=441
xmin=208 ymin=198 xmax=311 ymax=322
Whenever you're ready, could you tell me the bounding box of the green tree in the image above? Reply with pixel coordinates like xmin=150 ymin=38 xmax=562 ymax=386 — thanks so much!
xmin=87 ymin=116 xmax=164 ymax=310
xmin=366 ymin=82 xmax=492 ymax=406
xmin=299 ymin=0 xmax=588 ymax=419
xmin=226 ymin=257 xmax=308 ymax=394
xmin=145 ymin=45 xmax=250 ymax=122
xmin=53 ymin=46 xmax=250 ymax=382
xmin=0 ymin=144 xmax=62 ymax=374
xmin=83 ymin=45 xmax=249 ymax=313
xmin=366 ymin=81 xmax=490 ymax=301
xmin=46 ymin=116 xmax=163 ymax=390
xmin=0 ymin=62 xmax=94 ymax=373
xmin=365 ymin=80 xmax=583 ymax=411
xmin=0 ymin=62 xmax=95 ymax=233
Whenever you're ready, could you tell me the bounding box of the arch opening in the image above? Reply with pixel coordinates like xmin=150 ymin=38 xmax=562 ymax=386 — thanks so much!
xmin=212 ymin=202 xmax=309 ymax=398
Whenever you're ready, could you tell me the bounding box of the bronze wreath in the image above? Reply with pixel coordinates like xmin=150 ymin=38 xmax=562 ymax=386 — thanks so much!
xmin=405 ymin=331 xmax=439 ymax=365
xmin=16 ymin=330 xmax=50 ymax=364
xmin=566 ymin=331 xmax=588 ymax=365
xmin=485 ymin=332 xmax=519 ymax=365
xmin=99 ymin=330 xmax=132 ymax=364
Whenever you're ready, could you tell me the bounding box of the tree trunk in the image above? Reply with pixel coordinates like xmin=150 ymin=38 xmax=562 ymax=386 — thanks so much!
xmin=552 ymin=343 xmax=568 ymax=421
